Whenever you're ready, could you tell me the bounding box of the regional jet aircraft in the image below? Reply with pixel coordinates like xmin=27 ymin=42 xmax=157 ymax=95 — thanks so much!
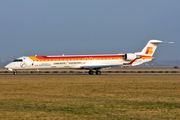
xmin=5 ymin=40 xmax=173 ymax=75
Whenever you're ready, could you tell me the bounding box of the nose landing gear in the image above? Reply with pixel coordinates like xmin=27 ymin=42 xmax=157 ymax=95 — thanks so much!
xmin=13 ymin=71 xmax=17 ymax=75
xmin=88 ymin=70 xmax=101 ymax=75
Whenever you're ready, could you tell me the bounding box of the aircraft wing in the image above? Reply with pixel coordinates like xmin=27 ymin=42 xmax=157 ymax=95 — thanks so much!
xmin=82 ymin=64 xmax=123 ymax=70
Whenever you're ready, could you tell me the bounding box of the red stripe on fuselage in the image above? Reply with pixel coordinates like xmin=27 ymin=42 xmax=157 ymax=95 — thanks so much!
xmin=139 ymin=55 xmax=152 ymax=57
xmin=128 ymin=58 xmax=137 ymax=65
xmin=36 ymin=55 xmax=125 ymax=60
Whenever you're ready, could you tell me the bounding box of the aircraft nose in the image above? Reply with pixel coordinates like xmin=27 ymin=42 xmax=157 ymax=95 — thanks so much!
xmin=5 ymin=63 xmax=11 ymax=69
xmin=5 ymin=64 xmax=9 ymax=68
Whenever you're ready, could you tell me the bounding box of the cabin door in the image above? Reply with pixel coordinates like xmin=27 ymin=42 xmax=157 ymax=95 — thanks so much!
xmin=26 ymin=58 xmax=32 ymax=67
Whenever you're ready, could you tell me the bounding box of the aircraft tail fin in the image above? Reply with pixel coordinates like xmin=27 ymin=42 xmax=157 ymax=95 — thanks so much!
xmin=140 ymin=40 xmax=174 ymax=56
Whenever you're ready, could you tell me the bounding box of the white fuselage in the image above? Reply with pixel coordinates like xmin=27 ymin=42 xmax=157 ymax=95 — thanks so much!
xmin=5 ymin=54 xmax=152 ymax=71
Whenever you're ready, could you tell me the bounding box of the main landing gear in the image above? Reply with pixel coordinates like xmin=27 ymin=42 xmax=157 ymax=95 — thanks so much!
xmin=88 ymin=70 xmax=101 ymax=75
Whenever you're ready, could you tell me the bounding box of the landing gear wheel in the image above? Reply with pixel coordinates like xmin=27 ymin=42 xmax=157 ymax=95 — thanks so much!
xmin=88 ymin=70 xmax=94 ymax=75
xmin=13 ymin=72 xmax=17 ymax=75
xmin=96 ymin=70 xmax=101 ymax=75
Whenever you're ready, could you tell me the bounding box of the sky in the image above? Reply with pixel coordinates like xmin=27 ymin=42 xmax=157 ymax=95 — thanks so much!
xmin=0 ymin=0 xmax=180 ymax=61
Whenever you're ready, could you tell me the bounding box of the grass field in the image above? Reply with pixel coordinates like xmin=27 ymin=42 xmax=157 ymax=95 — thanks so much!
xmin=0 ymin=75 xmax=180 ymax=119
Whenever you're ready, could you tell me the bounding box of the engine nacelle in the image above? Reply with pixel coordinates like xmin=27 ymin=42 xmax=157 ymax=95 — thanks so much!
xmin=124 ymin=53 xmax=140 ymax=61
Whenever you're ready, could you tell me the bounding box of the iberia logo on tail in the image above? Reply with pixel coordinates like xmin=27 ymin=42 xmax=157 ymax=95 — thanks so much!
xmin=145 ymin=47 xmax=153 ymax=54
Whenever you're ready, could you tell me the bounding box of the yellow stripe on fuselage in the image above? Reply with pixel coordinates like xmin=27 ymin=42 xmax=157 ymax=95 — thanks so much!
xmin=28 ymin=56 xmax=124 ymax=61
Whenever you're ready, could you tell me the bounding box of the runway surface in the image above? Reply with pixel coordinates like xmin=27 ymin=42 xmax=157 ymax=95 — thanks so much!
xmin=1 ymin=66 xmax=180 ymax=77
xmin=1 ymin=73 xmax=180 ymax=77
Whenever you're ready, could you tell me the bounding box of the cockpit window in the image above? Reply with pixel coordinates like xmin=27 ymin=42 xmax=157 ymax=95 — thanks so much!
xmin=13 ymin=59 xmax=23 ymax=62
